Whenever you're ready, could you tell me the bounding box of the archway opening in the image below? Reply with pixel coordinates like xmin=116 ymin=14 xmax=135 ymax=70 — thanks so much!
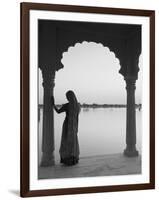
xmin=51 ymin=41 xmax=142 ymax=162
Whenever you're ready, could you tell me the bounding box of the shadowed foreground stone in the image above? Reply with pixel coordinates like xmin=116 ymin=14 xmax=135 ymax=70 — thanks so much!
xmin=38 ymin=153 xmax=141 ymax=179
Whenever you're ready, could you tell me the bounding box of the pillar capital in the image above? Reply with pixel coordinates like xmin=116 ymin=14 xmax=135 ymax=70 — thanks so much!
xmin=41 ymin=66 xmax=55 ymax=89
xmin=125 ymin=76 xmax=137 ymax=91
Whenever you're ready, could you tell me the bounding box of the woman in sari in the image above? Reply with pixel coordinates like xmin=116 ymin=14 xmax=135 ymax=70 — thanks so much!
xmin=52 ymin=90 xmax=80 ymax=166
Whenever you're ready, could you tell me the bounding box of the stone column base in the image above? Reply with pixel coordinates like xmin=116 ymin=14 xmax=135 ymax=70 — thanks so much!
xmin=40 ymin=152 xmax=55 ymax=167
xmin=124 ymin=146 xmax=139 ymax=157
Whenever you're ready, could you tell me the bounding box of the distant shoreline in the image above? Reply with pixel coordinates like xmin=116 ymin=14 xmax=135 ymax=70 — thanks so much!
xmin=38 ymin=103 xmax=142 ymax=109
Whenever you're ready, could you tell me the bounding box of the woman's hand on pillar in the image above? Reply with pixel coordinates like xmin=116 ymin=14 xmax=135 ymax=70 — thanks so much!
xmin=51 ymin=96 xmax=55 ymax=106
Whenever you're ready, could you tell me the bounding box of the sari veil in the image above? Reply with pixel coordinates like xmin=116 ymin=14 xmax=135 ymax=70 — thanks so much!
xmin=67 ymin=91 xmax=80 ymax=157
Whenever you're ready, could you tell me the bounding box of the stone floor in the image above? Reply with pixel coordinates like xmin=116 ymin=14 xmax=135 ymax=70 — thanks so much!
xmin=38 ymin=153 xmax=141 ymax=179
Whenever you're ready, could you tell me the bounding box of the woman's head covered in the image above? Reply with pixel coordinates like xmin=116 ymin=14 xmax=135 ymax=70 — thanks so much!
xmin=66 ymin=90 xmax=80 ymax=113
xmin=66 ymin=90 xmax=77 ymax=102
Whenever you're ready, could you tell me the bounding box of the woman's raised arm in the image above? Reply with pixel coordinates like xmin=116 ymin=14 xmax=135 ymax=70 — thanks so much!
xmin=51 ymin=96 xmax=66 ymax=114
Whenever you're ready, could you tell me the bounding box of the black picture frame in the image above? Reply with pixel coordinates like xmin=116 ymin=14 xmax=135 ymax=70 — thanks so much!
xmin=20 ymin=2 xmax=155 ymax=197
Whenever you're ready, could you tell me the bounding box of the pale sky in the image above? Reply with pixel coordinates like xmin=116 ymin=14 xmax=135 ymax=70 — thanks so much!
xmin=39 ymin=41 xmax=142 ymax=105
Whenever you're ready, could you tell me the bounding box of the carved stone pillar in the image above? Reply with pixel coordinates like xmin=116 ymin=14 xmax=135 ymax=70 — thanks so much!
xmin=40 ymin=67 xmax=55 ymax=166
xmin=124 ymin=77 xmax=139 ymax=157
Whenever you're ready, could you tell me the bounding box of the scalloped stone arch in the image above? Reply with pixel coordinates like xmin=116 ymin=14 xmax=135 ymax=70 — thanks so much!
xmin=56 ymin=39 xmax=124 ymax=76
xmin=60 ymin=41 xmax=121 ymax=68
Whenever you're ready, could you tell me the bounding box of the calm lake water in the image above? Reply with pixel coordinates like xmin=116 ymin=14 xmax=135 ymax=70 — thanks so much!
xmin=38 ymin=108 xmax=142 ymax=164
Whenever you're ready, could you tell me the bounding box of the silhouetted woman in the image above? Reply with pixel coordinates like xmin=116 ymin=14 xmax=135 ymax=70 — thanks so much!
xmin=52 ymin=90 xmax=80 ymax=166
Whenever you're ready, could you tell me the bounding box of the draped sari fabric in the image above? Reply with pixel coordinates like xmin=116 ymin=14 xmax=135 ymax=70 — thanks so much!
xmin=59 ymin=91 xmax=80 ymax=165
